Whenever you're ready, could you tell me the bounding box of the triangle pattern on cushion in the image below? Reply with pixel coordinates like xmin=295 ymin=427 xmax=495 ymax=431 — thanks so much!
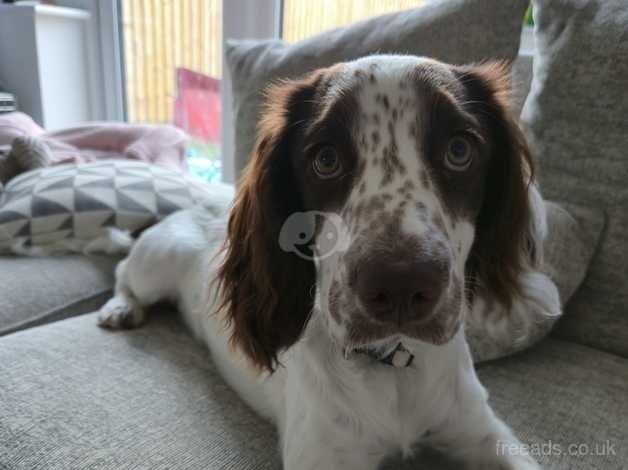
xmin=118 ymin=179 xmax=155 ymax=191
xmin=78 ymin=188 xmax=117 ymax=210
xmin=34 ymin=188 xmax=75 ymax=212
xmin=116 ymin=212 xmax=156 ymax=231
xmin=79 ymin=166 xmax=116 ymax=177
xmin=0 ymin=209 xmax=29 ymax=224
xmin=31 ymin=229 xmax=72 ymax=245
xmin=10 ymin=170 xmax=40 ymax=186
xmin=154 ymin=177 xmax=185 ymax=192
xmin=80 ymin=179 xmax=115 ymax=189
xmin=41 ymin=166 xmax=77 ymax=179
xmin=75 ymin=173 xmax=111 ymax=187
xmin=75 ymin=189 xmax=116 ymax=212
xmin=150 ymin=165 xmax=178 ymax=176
xmin=3 ymin=187 xmax=33 ymax=204
xmin=32 ymin=214 xmax=73 ymax=235
xmin=157 ymin=194 xmax=186 ymax=215
xmin=102 ymin=213 xmax=116 ymax=227
xmin=114 ymin=175 xmax=147 ymax=189
xmin=84 ymin=161 xmax=115 ymax=168
xmin=1 ymin=218 xmax=29 ymax=237
xmin=31 ymin=195 xmax=73 ymax=217
xmin=15 ymin=220 xmax=31 ymax=237
xmin=116 ymin=167 xmax=152 ymax=178
xmin=58 ymin=216 xmax=74 ymax=231
xmin=117 ymin=190 xmax=154 ymax=214
xmin=161 ymin=185 xmax=191 ymax=196
xmin=2 ymin=196 xmax=33 ymax=217
xmin=35 ymin=176 xmax=75 ymax=193
xmin=74 ymin=211 xmax=115 ymax=238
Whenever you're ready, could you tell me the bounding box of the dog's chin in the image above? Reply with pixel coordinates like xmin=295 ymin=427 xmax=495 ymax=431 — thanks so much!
xmin=341 ymin=312 xmax=461 ymax=361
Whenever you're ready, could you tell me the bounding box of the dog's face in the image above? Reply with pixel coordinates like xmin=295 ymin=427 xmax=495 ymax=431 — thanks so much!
xmin=218 ymin=56 xmax=533 ymax=371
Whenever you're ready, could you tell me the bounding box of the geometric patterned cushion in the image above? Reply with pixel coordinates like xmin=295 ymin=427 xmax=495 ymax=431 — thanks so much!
xmin=0 ymin=160 xmax=233 ymax=253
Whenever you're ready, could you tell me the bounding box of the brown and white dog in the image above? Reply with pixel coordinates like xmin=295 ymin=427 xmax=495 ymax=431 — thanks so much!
xmin=99 ymin=55 xmax=560 ymax=469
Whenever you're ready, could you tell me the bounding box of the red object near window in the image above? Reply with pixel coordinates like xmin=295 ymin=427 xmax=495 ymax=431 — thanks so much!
xmin=174 ymin=67 xmax=221 ymax=142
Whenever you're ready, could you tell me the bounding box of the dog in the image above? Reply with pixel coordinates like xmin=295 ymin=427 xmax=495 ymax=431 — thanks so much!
xmin=98 ymin=55 xmax=560 ymax=469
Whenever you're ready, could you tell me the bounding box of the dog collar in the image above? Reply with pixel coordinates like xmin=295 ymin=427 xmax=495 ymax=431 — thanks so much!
xmin=361 ymin=342 xmax=415 ymax=368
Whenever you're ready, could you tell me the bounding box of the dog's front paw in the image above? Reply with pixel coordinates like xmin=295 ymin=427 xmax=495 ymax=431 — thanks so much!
xmin=97 ymin=295 xmax=145 ymax=329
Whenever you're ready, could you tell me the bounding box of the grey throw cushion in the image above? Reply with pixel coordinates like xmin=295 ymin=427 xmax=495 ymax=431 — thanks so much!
xmin=0 ymin=255 xmax=118 ymax=336
xmin=226 ymin=0 xmax=530 ymax=177
xmin=1 ymin=312 xmax=626 ymax=470
xmin=466 ymin=200 xmax=604 ymax=363
xmin=542 ymin=201 xmax=604 ymax=306
xmin=0 ymin=160 xmax=234 ymax=255
xmin=521 ymin=0 xmax=628 ymax=357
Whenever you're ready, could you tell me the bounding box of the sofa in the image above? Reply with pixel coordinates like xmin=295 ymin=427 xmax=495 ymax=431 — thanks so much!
xmin=1 ymin=1 xmax=627 ymax=469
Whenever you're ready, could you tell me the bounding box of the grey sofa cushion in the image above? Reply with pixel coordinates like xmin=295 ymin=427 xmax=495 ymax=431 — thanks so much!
xmin=1 ymin=311 xmax=626 ymax=470
xmin=226 ymin=0 xmax=530 ymax=177
xmin=0 ymin=255 xmax=118 ymax=335
xmin=521 ymin=0 xmax=628 ymax=357
xmin=0 ymin=311 xmax=279 ymax=470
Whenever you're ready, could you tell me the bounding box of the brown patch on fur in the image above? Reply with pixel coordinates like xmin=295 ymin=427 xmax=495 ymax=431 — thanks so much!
xmin=453 ymin=62 xmax=535 ymax=307
xmin=328 ymin=279 xmax=343 ymax=323
xmin=215 ymin=72 xmax=327 ymax=372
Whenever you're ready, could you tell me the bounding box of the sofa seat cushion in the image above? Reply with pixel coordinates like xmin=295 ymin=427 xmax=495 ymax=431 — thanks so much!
xmin=0 ymin=255 xmax=118 ymax=336
xmin=0 ymin=310 xmax=280 ymax=470
xmin=0 ymin=312 xmax=626 ymax=470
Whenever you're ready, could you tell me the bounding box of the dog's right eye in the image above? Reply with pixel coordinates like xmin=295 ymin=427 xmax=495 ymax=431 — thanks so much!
xmin=313 ymin=146 xmax=342 ymax=179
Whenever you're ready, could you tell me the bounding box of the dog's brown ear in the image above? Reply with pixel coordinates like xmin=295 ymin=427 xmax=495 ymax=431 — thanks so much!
xmin=215 ymin=73 xmax=324 ymax=372
xmin=455 ymin=62 xmax=535 ymax=307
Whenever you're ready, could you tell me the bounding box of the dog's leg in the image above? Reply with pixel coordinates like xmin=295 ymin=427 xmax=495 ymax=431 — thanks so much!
xmin=97 ymin=210 xmax=213 ymax=329
xmin=98 ymin=258 xmax=146 ymax=328
xmin=282 ymin=429 xmax=383 ymax=470
xmin=425 ymin=353 xmax=541 ymax=469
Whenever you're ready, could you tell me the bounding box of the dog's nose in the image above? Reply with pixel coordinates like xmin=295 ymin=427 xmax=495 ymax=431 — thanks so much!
xmin=355 ymin=256 xmax=447 ymax=324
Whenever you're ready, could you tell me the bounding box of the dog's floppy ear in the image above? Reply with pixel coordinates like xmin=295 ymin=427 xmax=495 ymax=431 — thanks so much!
xmin=216 ymin=72 xmax=324 ymax=372
xmin=455 ymin=62 xmax=536 ymax=307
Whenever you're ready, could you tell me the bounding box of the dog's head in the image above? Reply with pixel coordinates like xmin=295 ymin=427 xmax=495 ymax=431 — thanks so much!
xmin=217 ymin=56 xmax=535 ymax=371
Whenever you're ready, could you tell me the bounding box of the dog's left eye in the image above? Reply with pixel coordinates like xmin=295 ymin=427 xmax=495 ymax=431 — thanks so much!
xmin=313 ymin=146 xmax=342 ymax=179
xmin=445 ymin=135 xmax=473 ymax=171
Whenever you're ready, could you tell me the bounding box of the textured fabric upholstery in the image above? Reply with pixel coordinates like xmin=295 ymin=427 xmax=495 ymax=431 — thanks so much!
xmin=1 ymin=311 xmax=626 ymax=470
xmin=521 ymin=0 xmax=628 ymax=357
xmin=225 ymin=0 xmax=530 ymax=178
xmin=0 ymin=311 xmax=280 ymax=470
xmin=0 ymin=255 xmax=118 ymax=335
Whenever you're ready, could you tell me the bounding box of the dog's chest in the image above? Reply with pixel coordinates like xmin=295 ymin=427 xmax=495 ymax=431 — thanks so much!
xmin=287 ymin=352 xmax=458 ymax=456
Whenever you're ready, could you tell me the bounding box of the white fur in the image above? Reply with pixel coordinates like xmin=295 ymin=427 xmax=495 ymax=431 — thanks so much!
xmin=99 ymin=208 xmax=540 ymax=470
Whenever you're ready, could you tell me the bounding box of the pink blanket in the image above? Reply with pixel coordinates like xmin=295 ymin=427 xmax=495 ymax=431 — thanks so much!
xmin=0 ymin=112 xmax=188 ymax=171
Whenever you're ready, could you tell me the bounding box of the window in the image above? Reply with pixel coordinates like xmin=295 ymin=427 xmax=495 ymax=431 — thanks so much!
xmin=120 ymin=0 xmax=223 ymax=182
xmin=282 ymin=0 xmax=424 ymax=43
